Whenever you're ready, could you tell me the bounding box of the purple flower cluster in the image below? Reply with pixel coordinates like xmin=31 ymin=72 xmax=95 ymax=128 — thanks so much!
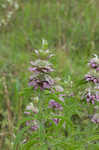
xmin=29 ymin=62 xmax=54 ymax=90
xmin=24 ymin=103 xmax=39 ymax=131
xmin=28 ymin=43 xmax=55 ymax=91
xmin=52 ymin=118 xmax=60 ymax=125
xmin=85 ymin=74 xmax=99 ymax=84
xmin=28 ymin=40 xmax=65 ymax=127
xmin=89 ymin=59 xmax=99 ymax=71
xmin=48 ymin=99 xmax=64 ymax=125
xmin=83 ymin=55 xmax=99 ymax=104
xmin=29 ymin=78 xmax=52 ymax=90
xmin=48 ymin=99 xmax=63 ymax=111
xmin=86 ymin=92 xmax=99 ymax=104
xmin=26 ymin=120 xmax=38 ymax=131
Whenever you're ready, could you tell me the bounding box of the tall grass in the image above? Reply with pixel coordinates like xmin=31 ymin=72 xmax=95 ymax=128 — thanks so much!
xmin=0 ymin=0 xmax=99 ymax=149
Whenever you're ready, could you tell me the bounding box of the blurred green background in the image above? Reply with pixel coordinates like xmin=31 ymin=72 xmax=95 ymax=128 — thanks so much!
xmin=0 ymin=0 xmax=99 ymax=59
xmin=0 ymin=0 xmax=99 ymax=79
xmin=0 ymin=0 xmax=99 ymax=82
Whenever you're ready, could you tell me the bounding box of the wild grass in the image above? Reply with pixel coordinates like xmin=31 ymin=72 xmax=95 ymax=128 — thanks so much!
xmin=0 ymin=0 xmax=99 ymax=150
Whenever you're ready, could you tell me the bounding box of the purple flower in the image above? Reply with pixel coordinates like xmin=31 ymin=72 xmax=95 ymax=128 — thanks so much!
xmin=93 ymin=79 xmax=98 ymax=83
xmin=24 ymin=103 xmax=39 ymax=115
xmin=24 ymin=111 xmax=31 ymax=115
xmin=28 ymin=80 xmax=38 ymax=89
xmin=52 ymin=118 xmax=60 ymax=125
xmin=29 ymin=60 xmax=54 ymax=90
xmin=31 ymin=125 xmax=38 ymax=131
xmin=40 ymin=81 xmax=52 ymax=90
xmin=85 ymin=92 xmax=99 ymax=104
xmin=29 ymin=79 xmax=52 ymax=90
xmin=29 ymin=66 xmax=54 ymax=73
xmin=86 ymin=93 xmax=91 ymax=102
xmin=83 ymin=55 xmax=99 ymax=105
xmin=91 ymin=113 xmax=99 ymax=123
xmin=29 ymin=67 xmax=37 ymax=72
xmin=90 ymin=62 xmax=98 ymax=69
xmin=48 ymin=100 xmax=63 ymax=110
xmin=92 ymin=100 xmax=95 ymax=104
xmin=89 ymin=56 xmax=99 ymax=70
xmin=45 ymin=75 xmax=54 ymax=85
xmin=85 ymin=74 xmax=92 ymax=81
xmin=42 ymin=81 xmax=51 ymax=89
xmin=26 ymin=120 xmax=38 ymax=131
xmin=59 ymin=94 xmax=66 ymax=102
xmin=85 ymin=74 xmax=99 ymax=84
xmin=96 ymin=67 xmax=99 ymax=71
xmin=96 ymin=94 xmax=99 ymax=101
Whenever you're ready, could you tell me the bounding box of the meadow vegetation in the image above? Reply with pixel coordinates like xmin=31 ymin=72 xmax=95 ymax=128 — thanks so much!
xmin=0 ymin=0 xmax=99 ymax=150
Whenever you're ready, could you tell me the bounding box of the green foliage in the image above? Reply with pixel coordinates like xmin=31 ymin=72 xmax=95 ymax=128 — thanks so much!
xmin=0 ymin=0 xmax=99 ymax=150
